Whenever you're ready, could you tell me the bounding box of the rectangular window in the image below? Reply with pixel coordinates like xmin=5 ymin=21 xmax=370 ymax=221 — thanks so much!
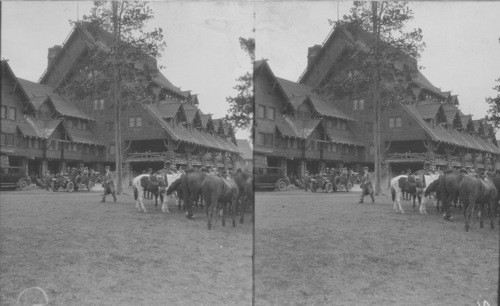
xmin=82 ymin=121 xmax=88 ymax=131
xmin=2 ymin=133 xmax=15 ymax=146
xmin=337 ymin=120 xmax=341 ymax=130
xmin=353 ymin=100 xmax=358 ymax=110
xmin=359 ymin=99 xmax=365 ymax=110
xmin=309 ymin=140 xmax=315 ymax=150
xmin=341 ymin=121 xmax=346 ymax=130
xmin=33 ymin=139 xmax=39 ymax=149
xmin=364 ymin=122 xmax=372 ymax=133
xmin=67 ymin=120 xmax=73 ymax=128
xmin=110 ymin=144 xmax=115 ymax=154
xmin=7 ymin=107 xmax=16 ymax=120
xmin=105 ymin=122 xmax=114 ymax=132
xmin=332 ymin=143 xmax=337 ymax=152
xmin=135 ymin=116 xmax=142 ymax=127
xmin=93 ymin=100 xmax=99 ymax=110
xmin=257 ymin=132 xmax=265 ymax=146
xmin=354 ymin=147 xmax=359 ymax=156
xmin=265 ymin=133 xmax=274 ymax=147
xmin=369 ymin=145 xmax=375 ymax=155
xmin=257 ymin=105 xmax=266 ymax=119
xmin=0 ymin=106 xmax=6 ymax=118
xmin=343 ymin=146 xmax=349 ymax=154
xmin=292 ymin=139 xmax=297 ymax=149
xmin=129 ymin=117 xmax=136 ymax=128
xmin=389 ymin=117 xmax=395 ymax=128
xmin=83 ymin=145 xmax=89 ymax=154
xmin=389 ymin=116 xmax=402 ymax=128
xmin=76 ymin=120 xmax=82 ymax=130
xmin=267 ymin=107 xmax=275 ymax=120
xmin=99 ymin=99 xmax=104 ymax=110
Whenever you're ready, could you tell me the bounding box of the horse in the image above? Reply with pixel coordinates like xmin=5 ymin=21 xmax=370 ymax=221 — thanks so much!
xmin=166 ymin=178 xmax=184 ymax=210
xmin=201 ymin=174 xmax=240 ymax=230
xmin=181 ymin=171 xmax=207 ymax=219
xmin=155 ymin=169 xmax=183 ymax=213
xmin=421 ymin=177 xmax=440 ymax=214
xmin=229 ymin=170 xmax=254 ymax=224
xmin=439 ymin=172 xmax=464 ymax=220
xmin=390 ymin=175 xmax=408 ymax=213
xmin=400 ymin=175 xmax=425 ymax=211
xmin=458 ymin=176 xmax=497 ymax=231
xmin=131 ymin=173 xmax=167 ymax=213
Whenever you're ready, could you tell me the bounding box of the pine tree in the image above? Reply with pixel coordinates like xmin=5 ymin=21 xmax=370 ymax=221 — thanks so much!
xmin=62 ymin=1 xmax=166 ymax=194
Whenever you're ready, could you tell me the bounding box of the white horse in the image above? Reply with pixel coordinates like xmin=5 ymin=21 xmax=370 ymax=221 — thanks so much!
xmin=161 ymin=171 xmax=183 ymax=213
xmin=390 ymin=175 xmax=408 ymax=214
xmin=131 ymin=170 xmax=182 ymax=213
xmin=419 ymin=173 xmax=441 ymax=214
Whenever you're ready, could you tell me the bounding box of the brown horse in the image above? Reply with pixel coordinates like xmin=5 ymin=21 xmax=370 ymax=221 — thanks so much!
xmin=180 ymin=171 xmax=207 ymax=219
xmin=458 ymin=176 xmax=497 ymax=231
xmin=230 ymin=170 xmax=254 ymax=224
xmin=439 ymin=172 xmax=463 ymax=220
xmin=201 ymin=175 xmax=240 ymax=230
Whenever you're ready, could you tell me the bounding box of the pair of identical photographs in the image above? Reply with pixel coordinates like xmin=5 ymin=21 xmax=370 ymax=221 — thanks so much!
xmin=2 ymin=1 xmax=499 ymax=305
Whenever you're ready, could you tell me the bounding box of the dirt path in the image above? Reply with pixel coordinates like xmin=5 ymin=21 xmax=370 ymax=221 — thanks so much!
xmin=255 ymin=190 xmax=499 ymax=305
xmin=0 ymin=189 xmax=252 ymax=305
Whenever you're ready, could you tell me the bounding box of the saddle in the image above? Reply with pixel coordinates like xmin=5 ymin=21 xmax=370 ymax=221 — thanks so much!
xmin=222 ymin=177 xmax=236 ymax=190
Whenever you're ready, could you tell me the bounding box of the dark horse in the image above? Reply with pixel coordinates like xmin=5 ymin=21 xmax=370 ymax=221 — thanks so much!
xmin=201 ymin=175 xmax=240 ymax=230
xmin=399 ymin=176 xmax=424 ymax=211
xmin=166 ymin=178 xmax=184 ymax=210
xmin=423 ymin=179 xmax=441 ymax=210
xmin=132 ymin=174 xmax=167 ymax=213
xmin=181 ymin=171 xmax=207 ymax=219
xmin=439 ymin=172 xmax=463 ymax=220
xmin=230 ymin=170 xmax=254 ymax=224
xmin=458 ymin=176 xmax=497 ymax=231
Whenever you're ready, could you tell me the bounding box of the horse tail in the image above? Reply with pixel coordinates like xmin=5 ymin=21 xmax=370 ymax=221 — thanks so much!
xmin=133 ymin=186 xmax=138 ymax=201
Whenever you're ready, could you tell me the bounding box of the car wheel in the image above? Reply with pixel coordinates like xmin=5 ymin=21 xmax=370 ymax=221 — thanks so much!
xmin=325 ymin=182 xmax=333 ymax=193
xmin=277 ymin=180 xmax=287 ymax=191
xmin=346 ymin=181 xmax=353 ymax=192
xmin=18 ymin=179 xmax=29 ymax=191
xmin=67 ymin=181 xmax=75 ymax=192
xmin=52 ymin=181 xmax=58 ymax=192
xmin=87 ymin=180 xmax=94 ymax=191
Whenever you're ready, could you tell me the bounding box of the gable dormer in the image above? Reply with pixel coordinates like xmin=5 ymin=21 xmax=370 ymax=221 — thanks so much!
xmin=296 ymin=98 xmax=314 ymax=120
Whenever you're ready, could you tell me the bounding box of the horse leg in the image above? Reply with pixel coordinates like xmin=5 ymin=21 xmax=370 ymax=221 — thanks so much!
xmin=221 ymin=202 xmax=226 ymax=227
xmin=412 ymin=194 xmax=416 ymax=211
xmin=465 ymin=195 xmax=475 ymax=232
xmin=161 ymin=194 xmax=170 ymax=213
xmin=140 ymin=191 xmax=147 ymax=213
xmin=491 ymin=198 xmax=497 ymax=230
xmin=240 ymin=196 xmax=246 ymax=224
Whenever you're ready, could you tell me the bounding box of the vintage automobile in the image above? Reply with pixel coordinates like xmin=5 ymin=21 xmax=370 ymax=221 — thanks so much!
xmin=0 ymin=166 xmax=30 ymax=191
xmin=308 ymin=175 xmax=334 ymax=193
xmin=51 ymin=172 xmax=95 ymax=192
xmin=254 ymin=167 xmax=288 ymax=191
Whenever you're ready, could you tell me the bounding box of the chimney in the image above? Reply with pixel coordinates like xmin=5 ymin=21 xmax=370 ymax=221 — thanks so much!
xmin=47 ymin=45 xmax=62 ymax=68
xmin=307 ymin=45 xmax=322 ymax=68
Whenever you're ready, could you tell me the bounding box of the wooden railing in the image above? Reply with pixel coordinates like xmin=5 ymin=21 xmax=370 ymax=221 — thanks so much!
xmin=386 ymin=152 xmax=426 ymax=160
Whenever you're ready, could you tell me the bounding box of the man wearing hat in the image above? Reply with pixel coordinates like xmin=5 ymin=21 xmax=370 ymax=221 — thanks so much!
xmin=101 ymin=166 xmax=117 ymax=202
xmin=359 ymin=167 xmax=374 ymax=203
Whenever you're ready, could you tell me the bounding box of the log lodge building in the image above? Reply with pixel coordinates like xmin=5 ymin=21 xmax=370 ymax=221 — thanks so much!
xmin=1 ymin=24 xmax=240 ymax=178
xmin=254 ymin=25 xmax=500 ymax=177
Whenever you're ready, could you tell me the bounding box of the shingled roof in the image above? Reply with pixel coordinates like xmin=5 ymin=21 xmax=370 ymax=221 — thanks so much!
xmin=143 ymin=103 xmax=239 ymax=153
xmin=275 ymin=76 xmax=354 ymax=121
xmin=17 ymin=117 xmax=62 ymax=139
xmin=17 ymin=78 xmax=93 ymax=121
xmin=65 ymin=126 xmax=105 ymax=146
xmin=415 ymin=102 xmax=441 ymax=119
xmin=403 ymin=104 xmax=499 ymax=154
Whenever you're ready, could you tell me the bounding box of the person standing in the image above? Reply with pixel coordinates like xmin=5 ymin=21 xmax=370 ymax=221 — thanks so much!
xmin=359 ymin=167 xmax=375 ymax=203
xmin=101 ymin=166 xmax=117 ymax=202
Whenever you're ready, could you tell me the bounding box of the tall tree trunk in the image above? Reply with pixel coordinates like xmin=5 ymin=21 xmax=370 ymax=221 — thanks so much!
xmin=112 ymin=1 xmax=123 ymax=194
xmin=372 ymin=1 xmax=382 ymax=195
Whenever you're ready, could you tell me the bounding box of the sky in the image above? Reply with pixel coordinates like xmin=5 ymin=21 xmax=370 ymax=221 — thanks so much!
xmin=256 ymin=1 xmax=500 ymax=136
xmin=1 ymin=1 xmax=254 ymax=139
xmin=2 ymin=1 xmax=500 ymax=140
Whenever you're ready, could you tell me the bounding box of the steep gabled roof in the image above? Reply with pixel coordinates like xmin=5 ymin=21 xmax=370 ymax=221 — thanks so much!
xmin=17 ymin=117 xmax=62 ymax=139
xmin=65 ymin=126 xmax=105 ymax=145
xmin=307 ymin=95 xmax=354 ymax=121
xmin=17 ymin=78 xmax=93 ymax=121
xmin=415 ymin=102 xmax=441 ymax=120
xmin=1 ymin=61 xmax=36 ymax=114
xmin=442 ymin=104 xmax=459 ymax=125
xmin=276 ymin=116 xmax=323 ymax=139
